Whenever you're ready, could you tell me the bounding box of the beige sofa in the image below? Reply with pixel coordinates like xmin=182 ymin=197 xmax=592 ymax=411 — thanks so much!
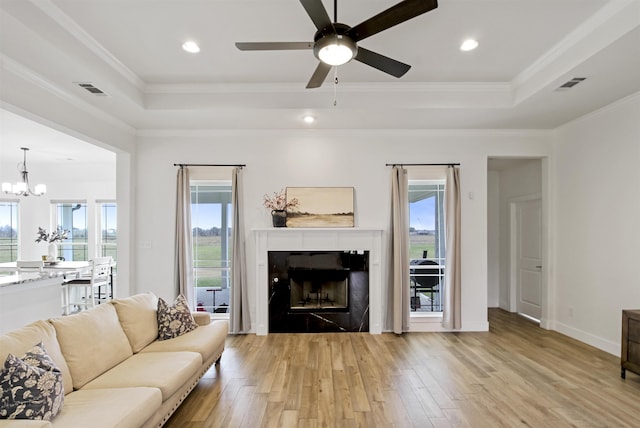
xmin=0 ymin=293 xmax=228 ymax=428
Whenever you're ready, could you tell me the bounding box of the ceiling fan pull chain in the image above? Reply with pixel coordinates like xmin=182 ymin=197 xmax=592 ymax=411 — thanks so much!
xmin=333 ymin=69 xmax=339 ymax=107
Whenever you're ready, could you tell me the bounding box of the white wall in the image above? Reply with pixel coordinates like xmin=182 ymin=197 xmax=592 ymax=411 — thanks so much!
xmin=553 ymin=93 xmax=640 ymax=355
xmin=134 ymin=130 xmax=550 ymax=332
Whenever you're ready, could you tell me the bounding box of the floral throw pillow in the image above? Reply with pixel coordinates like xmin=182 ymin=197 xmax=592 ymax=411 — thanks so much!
xmin=0 ymin=342 xmax=64 ymax=420
xmin=157 ymin=294 xmax=199 ymax=340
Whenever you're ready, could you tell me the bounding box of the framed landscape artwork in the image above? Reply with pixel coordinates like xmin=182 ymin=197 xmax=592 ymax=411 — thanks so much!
xmin=285 ymin=187 xmax=354 ymax=228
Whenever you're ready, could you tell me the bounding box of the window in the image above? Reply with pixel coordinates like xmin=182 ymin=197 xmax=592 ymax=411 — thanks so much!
xmin=54 ymin=202 xmax=88 ymax=261
xmin=190 ymin=182 xmax=232 ymax=314
xmin=0 ymin=201 xmax=18 ymax=264
xmin=98 ymin=201 xmax=117 ymax=266
xmin=409 ymin=180 xmax=446 ymax=313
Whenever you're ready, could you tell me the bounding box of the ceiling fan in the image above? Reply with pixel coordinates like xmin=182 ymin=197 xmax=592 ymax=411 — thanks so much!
xmin=235 ymin=0 xmax=438 ymax=89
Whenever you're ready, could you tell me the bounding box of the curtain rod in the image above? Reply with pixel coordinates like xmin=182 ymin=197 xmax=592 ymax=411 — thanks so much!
xmin=386 ymin=163 xmax=460 ymax=167
xmin=174 ymin=163 xmax=245 ymax=167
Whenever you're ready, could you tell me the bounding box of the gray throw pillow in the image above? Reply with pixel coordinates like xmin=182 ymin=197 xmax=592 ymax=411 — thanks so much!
xmin=0 ymin=342 xmax=64 ymax=420
xmin=157 ymin=294 xmax=199 ymax=340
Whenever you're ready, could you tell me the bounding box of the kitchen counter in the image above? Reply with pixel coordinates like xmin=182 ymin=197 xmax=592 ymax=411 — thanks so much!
xmin=0 ymin=274 xmax=64 ymax=333
xmin=0 ymin=271 xmax=59 ymax=286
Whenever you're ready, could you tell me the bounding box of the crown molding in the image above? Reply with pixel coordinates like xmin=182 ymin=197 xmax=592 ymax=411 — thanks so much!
xmin=32 ymin=0 xmax=145 ymax=91
xmin=556 ymin=89 xmax=640 ymax=131
xmin=144 ymin=81 xmax=513 ymax=95
xmin=136 ymin=127 xmax=553 ymax=139
xmin=513 ymin=0 xmax=634 ymax=87
xmin=512 ymin=0 xmax=640 ymax=104
xmin=143 ymin=81 xmax=514 ymax=110
xmin=1 ymin=53 xmax=134 ymax=133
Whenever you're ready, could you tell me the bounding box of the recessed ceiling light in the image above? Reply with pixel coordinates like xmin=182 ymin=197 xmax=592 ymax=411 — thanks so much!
xmin=303 ymin=115 xmax=316 ymax=124
xmin=182 ymin=41 xmax=200 ymax=53
xmin=460 ymin=39 xmax=479 ymax=52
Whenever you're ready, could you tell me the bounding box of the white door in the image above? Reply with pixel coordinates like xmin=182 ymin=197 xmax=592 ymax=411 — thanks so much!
xmin=516 ymin=198 xmax=542 ymax=321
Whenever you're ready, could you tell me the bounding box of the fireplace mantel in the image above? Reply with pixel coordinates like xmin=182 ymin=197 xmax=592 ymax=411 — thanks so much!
xmin=254 ymin=228 xmax=383 ymax=335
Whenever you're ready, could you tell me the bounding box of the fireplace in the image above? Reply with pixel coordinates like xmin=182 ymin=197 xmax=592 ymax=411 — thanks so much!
xmin=290 ymin=275 xmax=348 ymax=310
xmin=268 ymin=251 xmax=369 ymax=332
xmin=288 ymin=252 xmax=350 ymax=310
xmin=254 ymin=228 xmax=383 ymax=335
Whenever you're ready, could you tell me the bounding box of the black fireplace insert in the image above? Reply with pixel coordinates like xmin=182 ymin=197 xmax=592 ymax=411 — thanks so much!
xmin=268 ymin=250 xmax=369 ymax=333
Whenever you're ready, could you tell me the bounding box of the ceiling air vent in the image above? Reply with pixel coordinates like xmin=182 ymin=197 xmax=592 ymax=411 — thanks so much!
xmin=75 ymin=82 xmax=108 ymax=96
xmin=556 ymin=77 xmax=587 ymax=91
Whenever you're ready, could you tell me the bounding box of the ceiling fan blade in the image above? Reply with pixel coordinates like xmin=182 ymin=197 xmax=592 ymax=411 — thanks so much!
xmin=299 ymin=0 xmax=333 ymax=31
xmin=354 ymin=47 xmax=411 ymax=78
xmin=346 ymin=0 xmax=438 ymax=42
xmin=235 ymin=42 xmax=313 ymax=51
xmin=306 ymin=62 xmax=332 ymax=88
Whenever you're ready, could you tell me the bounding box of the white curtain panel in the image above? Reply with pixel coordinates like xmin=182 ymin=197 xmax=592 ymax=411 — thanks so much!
xmin=175 ymin=166 xmax=194 ymax=306
xmin=230 ymin=167 xmax=251 ymax=333
xmin=443 ymin=166 xmax=461 ymax=330
xmin=391 ymin=166 xmax=410 ymax=334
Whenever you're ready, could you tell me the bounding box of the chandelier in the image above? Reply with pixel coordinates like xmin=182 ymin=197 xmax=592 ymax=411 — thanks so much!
xmin=2 ymin=147 xmax=47 ymax=197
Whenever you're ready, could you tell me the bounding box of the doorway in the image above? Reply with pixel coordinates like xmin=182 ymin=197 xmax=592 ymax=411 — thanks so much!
xmin=487 ymin=157 xmax=548 ymax=326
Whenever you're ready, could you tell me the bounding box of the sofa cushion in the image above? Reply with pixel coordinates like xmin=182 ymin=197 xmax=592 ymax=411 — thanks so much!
xmin=192 ymin=311 xmax=211 ymax=326
xmin=157 ymin=294 xmax=198 ymax=340
xmin=0 ymin=321 xmax=72 ymax=396
xmin=53 ymin=387 xmax=162 ymax=428
xmin=140 ymin=320 xmax=228 ymax=363
xmin=49 ymin=304 xmax=133 ymax=390
xmin=111 ymin=292 xmax=159 ymax=353
xmin=0 ymin=343 xmax=63 ymax=421
xmin=81 ymin=352 xmax=201 ymax=401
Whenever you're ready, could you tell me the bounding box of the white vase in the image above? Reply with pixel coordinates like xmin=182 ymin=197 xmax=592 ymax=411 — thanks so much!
xmin=47 ymin=243 xmax=58 ymax=261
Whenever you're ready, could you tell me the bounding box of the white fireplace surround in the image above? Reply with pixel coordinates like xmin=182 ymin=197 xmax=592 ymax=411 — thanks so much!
xmin=254 ymin=228 xmax=383 ymax=335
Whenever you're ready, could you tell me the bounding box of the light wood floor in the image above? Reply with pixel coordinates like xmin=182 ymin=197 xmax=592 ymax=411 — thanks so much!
xmin=165 ymin=309 xmax=640 ymax=427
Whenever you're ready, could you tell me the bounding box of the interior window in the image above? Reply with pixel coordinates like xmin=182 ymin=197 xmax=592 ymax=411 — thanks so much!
xmin=408 ymin=180 xmax=445 ymax=313
xmin=0 ymin=201 xmax=18 ymax=267
xmin=54 ymin=202 xmax=88 ymax=261
xmin=191 ymin=182 xmax=232 ymax=315
xmin=98 ymin=201 xmax=117 ymax=269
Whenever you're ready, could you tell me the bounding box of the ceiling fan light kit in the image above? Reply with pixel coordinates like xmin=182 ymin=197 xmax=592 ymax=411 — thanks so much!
xmin=315 ymin=33 xmax=356 ymax=66
xmin=236 ymin=0 xmax=438 ymax=88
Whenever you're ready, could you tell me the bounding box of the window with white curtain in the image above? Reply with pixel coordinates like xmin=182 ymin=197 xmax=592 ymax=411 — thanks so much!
xmin=408 ymin=172 xmax=446 ymax=314
xmin=190 ymin=181 xmax=232 ymax=314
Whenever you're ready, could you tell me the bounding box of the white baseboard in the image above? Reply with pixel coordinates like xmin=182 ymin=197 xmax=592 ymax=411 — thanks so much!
xmin=460 ymin=321 xmax=490 ymax=332
xmin=554 ymin=321 xmax=619 ymax=356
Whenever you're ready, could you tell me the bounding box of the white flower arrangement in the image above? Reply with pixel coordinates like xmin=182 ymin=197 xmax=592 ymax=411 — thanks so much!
xmin=35 ymin=227 xmax=69 ymax=243
xmin=263 ymin=188 xmax=299 ymax=211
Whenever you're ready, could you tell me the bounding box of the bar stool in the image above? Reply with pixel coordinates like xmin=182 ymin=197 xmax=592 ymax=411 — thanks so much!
xmin=63 ymin=257 xmax=112 ymax=314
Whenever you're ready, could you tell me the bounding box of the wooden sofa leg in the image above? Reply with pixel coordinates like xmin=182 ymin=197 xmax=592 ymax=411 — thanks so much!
xmin=215 ymin=355 xmax=222 ymax=365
